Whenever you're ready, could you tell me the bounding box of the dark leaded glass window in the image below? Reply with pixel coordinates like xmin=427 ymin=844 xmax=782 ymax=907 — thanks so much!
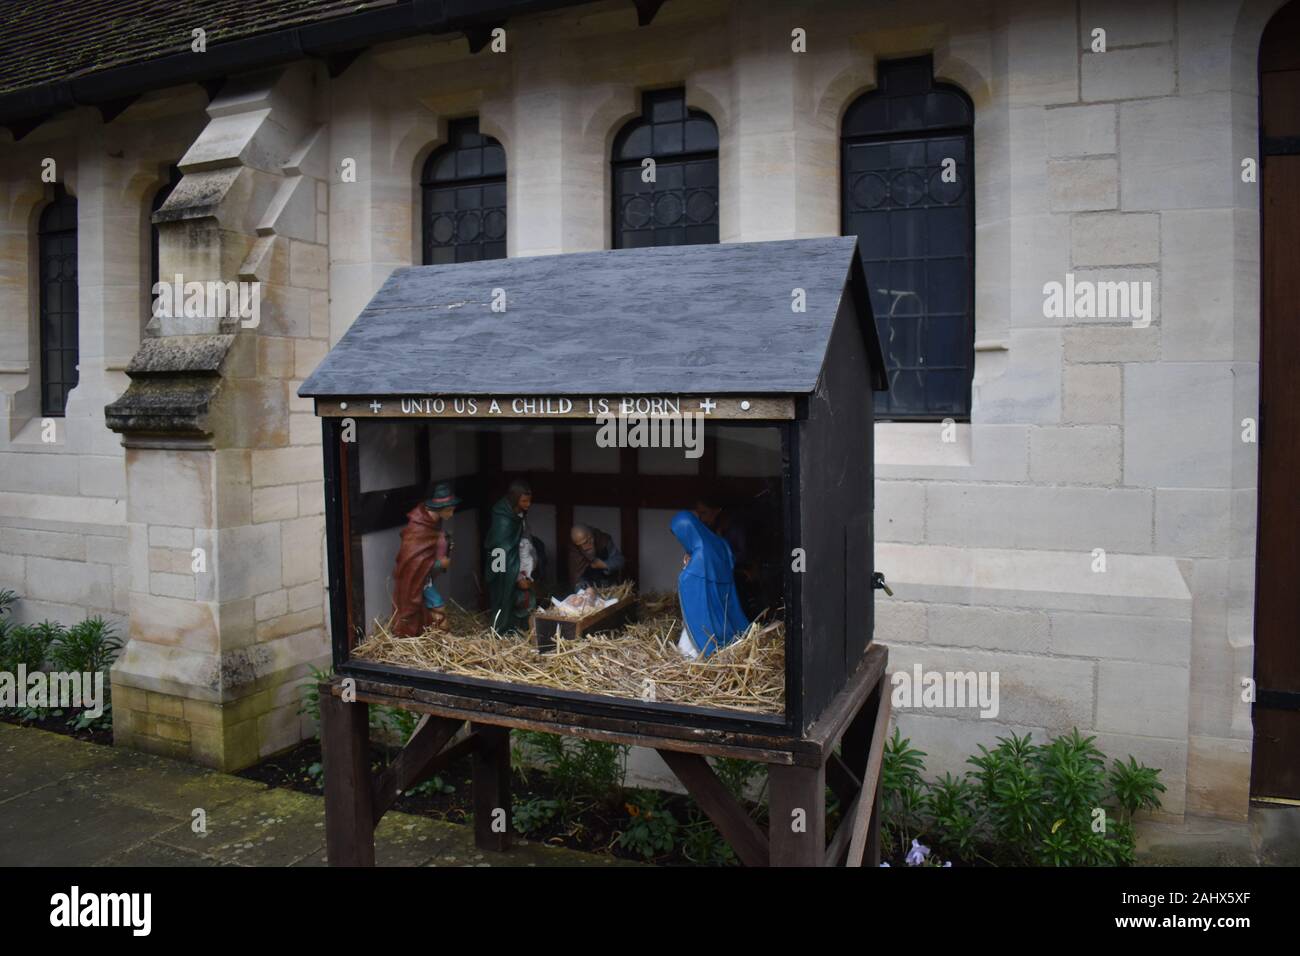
xmin=38 ymin=184 xmax=78 ymax=417
xmin=612 ymin=89 xmax=718 ymax=249
xmin=422 ymin=118 xmax=506 ymax=264
xmin=842 ymin=57 xmax=974 ymax=420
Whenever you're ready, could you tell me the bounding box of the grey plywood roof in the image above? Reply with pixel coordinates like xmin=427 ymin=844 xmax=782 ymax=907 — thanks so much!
xmin=299 ymin=237 xmax=885 ymax=398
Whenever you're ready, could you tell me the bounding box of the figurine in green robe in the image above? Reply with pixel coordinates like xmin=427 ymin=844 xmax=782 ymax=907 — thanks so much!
xmin=484 ymin=479 xmax=535 ymax=633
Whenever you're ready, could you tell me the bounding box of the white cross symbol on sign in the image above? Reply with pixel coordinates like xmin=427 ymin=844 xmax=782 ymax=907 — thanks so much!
xmin=698 ymin=398 xmax=717 ymax=414
xmin=370 ymin=400 xmax=383 ymax=413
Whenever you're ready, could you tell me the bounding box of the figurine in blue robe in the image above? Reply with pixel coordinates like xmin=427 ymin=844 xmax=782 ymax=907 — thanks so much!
xmin=670 ymin=510 xmax=750 ymax=658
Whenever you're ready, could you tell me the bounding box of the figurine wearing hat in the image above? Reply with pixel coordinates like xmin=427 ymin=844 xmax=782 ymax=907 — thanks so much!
xmin=391 ymin=482 xmax=460 ymax=636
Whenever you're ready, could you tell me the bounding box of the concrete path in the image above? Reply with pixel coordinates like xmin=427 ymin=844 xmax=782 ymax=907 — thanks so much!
xmin=0 ymin=722 xmax=635 ymax=867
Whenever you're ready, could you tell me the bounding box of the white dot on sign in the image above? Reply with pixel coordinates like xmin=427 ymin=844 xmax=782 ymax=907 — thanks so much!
xmin=740 ymin=400 xmax=751 ymax=411
xmin=340 ymin=402 xmax=348 ymax=410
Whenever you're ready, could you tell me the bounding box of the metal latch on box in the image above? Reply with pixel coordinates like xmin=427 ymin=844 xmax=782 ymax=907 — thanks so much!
xmin=872 ymin=571 xmax=893 ymax=597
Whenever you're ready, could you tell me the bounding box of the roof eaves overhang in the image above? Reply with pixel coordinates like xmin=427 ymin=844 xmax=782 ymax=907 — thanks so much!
xmin=0 ymin=0 xmax=603 ymax=137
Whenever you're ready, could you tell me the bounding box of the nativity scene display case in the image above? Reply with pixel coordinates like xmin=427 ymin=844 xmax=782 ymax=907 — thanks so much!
xmin=303 ymin=237 xmax=888 ymax=737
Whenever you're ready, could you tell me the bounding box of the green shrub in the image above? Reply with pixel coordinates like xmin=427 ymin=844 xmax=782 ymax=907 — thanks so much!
xmin=879 ymin=727 xmax=1165 ymax=867
xmin=0 ymin=620 xmax=62 ymax=673
xmin=513 ymin=731 xmax=627 ymax=806
xmin=297 ymin=665 xmax=333 ymax=729
xmin=880 ymin=727 xmax=930 ymax=860
xmin=51 ymin=617 xmax=122 ymax=674
xmin=680 ymin=808 xmax=737 ymax=866
xmin=712 ymin=757 xmax=764 ymax=802
xmin=512 ymin=796 xmax=560 ymax=835
xmin=615 ymin=789 xmax=678 ymax=860
xmin=0 ymin=611 xmax=122 ymax=731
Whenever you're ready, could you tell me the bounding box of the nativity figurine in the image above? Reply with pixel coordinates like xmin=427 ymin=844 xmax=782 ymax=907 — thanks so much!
xmin=484 ymin=478 xmax=536 ymax=633
xmin=390 ymin=483 xmax=459 ymax=637
xmin=568 ymin=524 xmax=625 ymax=591
xmin=670 ymin=509 xmax=750 ymax=659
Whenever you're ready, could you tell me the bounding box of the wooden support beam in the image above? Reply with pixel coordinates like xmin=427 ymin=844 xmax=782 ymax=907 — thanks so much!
xmin=657 ymin=749 xmax=769 ymax=867
xmin=471 ymin=722 xmax=512 ymax=851
xmin=321 ymin=688 xmax=376 ymax=866
xmin=370 ymin=715 xmax=465 ymax=824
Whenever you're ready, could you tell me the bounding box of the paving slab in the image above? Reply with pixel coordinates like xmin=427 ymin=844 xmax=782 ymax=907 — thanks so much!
xmin=0 ymin=721 xmax=118 ymax=801
xmin=66 ymin=746 xmax=269 ymax=822
xmin=154 ymin=787 xmax=333 ymax=866
xmin=0 ymin=778 xmax=184 ymax=866
xmin=97 ymin=839 xmax=225 ymax=867
xmin=0 ymin=723 xmax=632 ymax=867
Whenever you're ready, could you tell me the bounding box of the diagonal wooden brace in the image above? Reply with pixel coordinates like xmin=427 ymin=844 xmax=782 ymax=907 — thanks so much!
xmin=656 ymin=749 xmax=770 ymax=867
xmin=844 ymin=688 xmax=892 ymax=867
xmin=370 ymin=714 xmax=467 ymax=825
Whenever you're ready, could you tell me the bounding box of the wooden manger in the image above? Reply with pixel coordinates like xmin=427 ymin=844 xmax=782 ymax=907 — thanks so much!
xmin=531 ymin=592 xmax=639 ymax=650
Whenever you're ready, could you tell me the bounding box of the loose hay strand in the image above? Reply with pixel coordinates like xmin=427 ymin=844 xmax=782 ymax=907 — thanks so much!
xmin=352 ymin=591 xmax=785 ymax=715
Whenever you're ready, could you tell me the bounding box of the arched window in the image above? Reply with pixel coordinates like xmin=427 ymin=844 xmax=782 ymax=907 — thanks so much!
xmin=421 ymin=118 xmax=506 ymax=264
xmin=150 ymin=165 xmax=183 ymax=294
xmin=842 ymin=56 xmax=974 ymax=420
xmin=612 ymin=88 xmax=718 ymax=249
xmin=38 ymin=184 xmax=78 ymax=417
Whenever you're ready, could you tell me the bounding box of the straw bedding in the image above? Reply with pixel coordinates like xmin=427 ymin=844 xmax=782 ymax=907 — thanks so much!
xmin=351 ymin=586 xmax=785 ymax=715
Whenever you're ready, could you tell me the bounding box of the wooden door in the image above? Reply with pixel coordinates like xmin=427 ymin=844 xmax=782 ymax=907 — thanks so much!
xmin=1253 ymin=0 xmax=1300 ymax=800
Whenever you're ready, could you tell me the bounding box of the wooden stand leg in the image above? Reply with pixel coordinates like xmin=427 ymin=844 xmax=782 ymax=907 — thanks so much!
xmin=768 ymin=762 xmax=826 ymax=867
xmin=470 ymin=722 xmax=512 ymax=852
xmin=845 ymin=681 xmax=883 ymax=867
xmin=321 ymin=688 xmax=376 ymax=867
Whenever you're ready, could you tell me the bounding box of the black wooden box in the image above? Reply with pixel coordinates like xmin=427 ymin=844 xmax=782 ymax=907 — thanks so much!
xmin=300 ymin=237 xmax=887 ymax=736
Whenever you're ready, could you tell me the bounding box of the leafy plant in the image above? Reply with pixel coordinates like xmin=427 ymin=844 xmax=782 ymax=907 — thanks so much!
xmin=405 ymin=772 xmax=456 ymax=797
xmin=925 ymin=772 xmax=981 ymax=863
xmin=513 ymin=796 xmax=560 ymax=835
xmin=712 ymin=757 xmax=764 ymax=802
xmin=878 ymin=727 xmax=1164 ymax=867
xmin=0 ymin=620 xmax=61 ymax=674
xmin=880 ymin=727 xmax=929 ymax=861
xmin=1109 ymin=755 xmax=1167 ymax=819
xmin=297 ymin=665 xmax=334 ymax=731
xmin=513 ymin=731 xmax=627 ymax=809
xmin=615 ymin=789 xmax=678 ymax=860
xmin=0 ymin=620 xmax=62 ymax=721
xmin=51 ymin=617 xmax=122 ymax=674
xmin=377 ymin=704 xmax=418 ymax=744
xmin=680 ymin=808 xmax=737 ymax=866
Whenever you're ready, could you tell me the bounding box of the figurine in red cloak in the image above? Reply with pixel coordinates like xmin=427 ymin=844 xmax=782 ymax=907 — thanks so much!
xmin=391 ymin=483 xmax=459 ymax=636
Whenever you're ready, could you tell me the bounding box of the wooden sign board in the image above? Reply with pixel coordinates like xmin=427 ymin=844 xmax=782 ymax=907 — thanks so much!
xmin=315 ymin=394 xmax=796 ymax=420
